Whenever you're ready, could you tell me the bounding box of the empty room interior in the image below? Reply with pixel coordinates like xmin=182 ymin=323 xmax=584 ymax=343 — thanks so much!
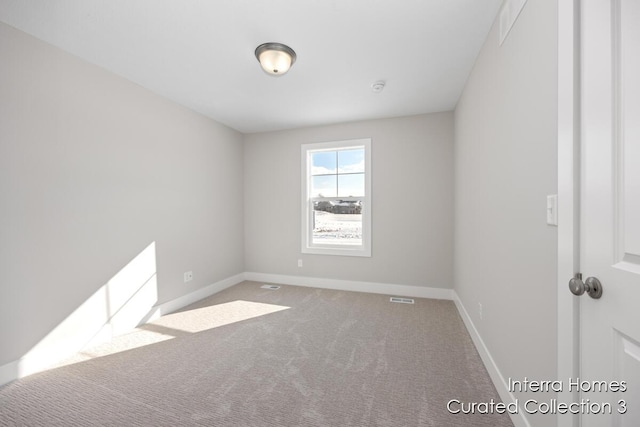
xmin=2 ymin=1 xmax=639 ymax=427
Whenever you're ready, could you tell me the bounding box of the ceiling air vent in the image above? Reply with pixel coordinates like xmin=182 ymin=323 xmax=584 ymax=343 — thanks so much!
xmin=390 ymin=297 xmax=414 ymax=304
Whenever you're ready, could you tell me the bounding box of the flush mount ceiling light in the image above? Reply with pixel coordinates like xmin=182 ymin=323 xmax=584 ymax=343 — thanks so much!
xmin=255 ymin=42 xmax=297 ymax=76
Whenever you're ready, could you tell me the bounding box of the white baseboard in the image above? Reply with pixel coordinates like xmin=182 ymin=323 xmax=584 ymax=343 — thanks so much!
xmin=139 ymin=273 xmax=245 ymax=324
xmin=244 ymin=272 xmax=453 ymax=300
xmin=452 ymin=291 xmax=531 ymax=427
xmin=0 ymin=359 xmax=19 ymax=388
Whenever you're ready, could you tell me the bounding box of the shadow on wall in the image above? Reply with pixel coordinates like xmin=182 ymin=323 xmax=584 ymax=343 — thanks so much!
xmin=15 ymin=241 xmax=160 ymax=379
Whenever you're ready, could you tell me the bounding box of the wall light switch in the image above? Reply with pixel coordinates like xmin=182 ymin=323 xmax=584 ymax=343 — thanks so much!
xmin=546 ymin=195 xmax=558 ymax=226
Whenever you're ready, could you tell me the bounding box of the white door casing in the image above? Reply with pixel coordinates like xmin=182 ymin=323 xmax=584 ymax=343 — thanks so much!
xmin=579 ymin=0 xmax=640 ymax=426
xmin=557 ymin=1 xmax=581 ymax=426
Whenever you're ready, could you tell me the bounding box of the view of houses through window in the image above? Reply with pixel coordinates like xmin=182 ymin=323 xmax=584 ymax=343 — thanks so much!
xmin=311 ymin=147 xmax=364 ymax=246
xmin=313 ymin=200 xmax=363 ymax=246
xmin=302 ymin=139 xmax=371 ymax=256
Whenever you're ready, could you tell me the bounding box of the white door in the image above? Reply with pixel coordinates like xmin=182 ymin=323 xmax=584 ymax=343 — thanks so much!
xmin=579 ymin=0 xmax=640 ymax=425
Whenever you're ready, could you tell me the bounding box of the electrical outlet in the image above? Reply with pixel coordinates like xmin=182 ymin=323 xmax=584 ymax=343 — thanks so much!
xmin=298 ymin=259 xmax=303 ymax=268
xmin=184 ymin=271 xmax=193 ymax=283
xmin=478 ymin=302 xmax=483 ymax=320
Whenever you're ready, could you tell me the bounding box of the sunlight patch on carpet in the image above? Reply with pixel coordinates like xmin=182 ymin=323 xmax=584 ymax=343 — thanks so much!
xmin=153 ymin=300 xmax=290 ymax=333
xmin=55 ymin=300 xmax=289 ymax=367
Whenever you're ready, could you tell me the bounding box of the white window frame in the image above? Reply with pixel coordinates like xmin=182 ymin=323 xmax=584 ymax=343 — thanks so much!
xmin=301 ymin=138 xmax=372 ymax=257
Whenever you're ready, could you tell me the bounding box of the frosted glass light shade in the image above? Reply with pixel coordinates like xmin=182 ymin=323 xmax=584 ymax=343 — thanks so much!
xmin=255 ymin=43 xmax=297 ymax=76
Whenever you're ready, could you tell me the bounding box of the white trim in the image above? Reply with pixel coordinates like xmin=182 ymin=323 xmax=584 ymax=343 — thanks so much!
xmin=0 ymin=360 xmax=19 ymax=387
xmin=557 ymin=1 xmax=580 ymax=427
xmin=452 ymin=291 xmax=531 ymax=427
xmin=140 ymin=273 xmax=245 ymax=323
xmin=244 ymin=272 xmax=453 ymax=300
xmin=301 ymin=138 xmax=372 ymax=257
xmin=0 ymin=273 xmax=245 ymax=387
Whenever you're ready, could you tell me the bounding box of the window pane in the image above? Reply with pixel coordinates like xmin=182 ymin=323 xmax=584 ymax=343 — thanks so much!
xmin=311 ymin=175 xmax=337 ymax=197
xmin=338 ymin=173 xmax=364 ymax=197
xmin=311 ymin=151 xmax=336 ymax=175
xmin=338 ymin=148 xmax=364 ymax=173
xmin=312 ymin=203 xmax=362 ymax=246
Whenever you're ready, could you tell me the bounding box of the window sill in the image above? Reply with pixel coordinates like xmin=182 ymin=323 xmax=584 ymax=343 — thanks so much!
xmin=302 ymin=246 xmax=371 ymax=257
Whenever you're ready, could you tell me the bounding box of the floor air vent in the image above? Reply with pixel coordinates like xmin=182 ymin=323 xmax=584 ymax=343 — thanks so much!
xmin=390 ymin=297 xmax=414 ymax=304
xmin=260 ymin=284 xmax=281 ymax=290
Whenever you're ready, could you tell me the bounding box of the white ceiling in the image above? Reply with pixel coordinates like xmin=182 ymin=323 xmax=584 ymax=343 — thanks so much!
xmin=0 ymin=0 xmax=502 ymax=134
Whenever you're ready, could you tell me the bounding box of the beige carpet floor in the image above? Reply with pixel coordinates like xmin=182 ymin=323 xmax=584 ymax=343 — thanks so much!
xmin=0 ymin=281 xmax=514 ymax=426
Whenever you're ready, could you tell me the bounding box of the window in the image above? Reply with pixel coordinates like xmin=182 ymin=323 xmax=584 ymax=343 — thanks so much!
xmin=301 ymin=138 xmax=371 ymax=256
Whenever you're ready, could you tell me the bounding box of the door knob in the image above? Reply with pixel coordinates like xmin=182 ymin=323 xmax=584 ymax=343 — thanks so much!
xmin=569 ymin=274 xmax=603 ymax=299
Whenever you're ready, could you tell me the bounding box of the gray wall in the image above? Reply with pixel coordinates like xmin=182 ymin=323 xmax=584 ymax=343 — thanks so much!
xmin=0 ymin=22 xmax=244 ymax=366
xmin=244 ymin=113 xmax=454 ymax=289
xmin=453 ymin=1 xmax=557 ymax=425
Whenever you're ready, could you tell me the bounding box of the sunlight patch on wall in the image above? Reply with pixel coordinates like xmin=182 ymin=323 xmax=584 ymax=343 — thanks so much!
xmin=18 ymin=242 xmax=158 ymax=377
